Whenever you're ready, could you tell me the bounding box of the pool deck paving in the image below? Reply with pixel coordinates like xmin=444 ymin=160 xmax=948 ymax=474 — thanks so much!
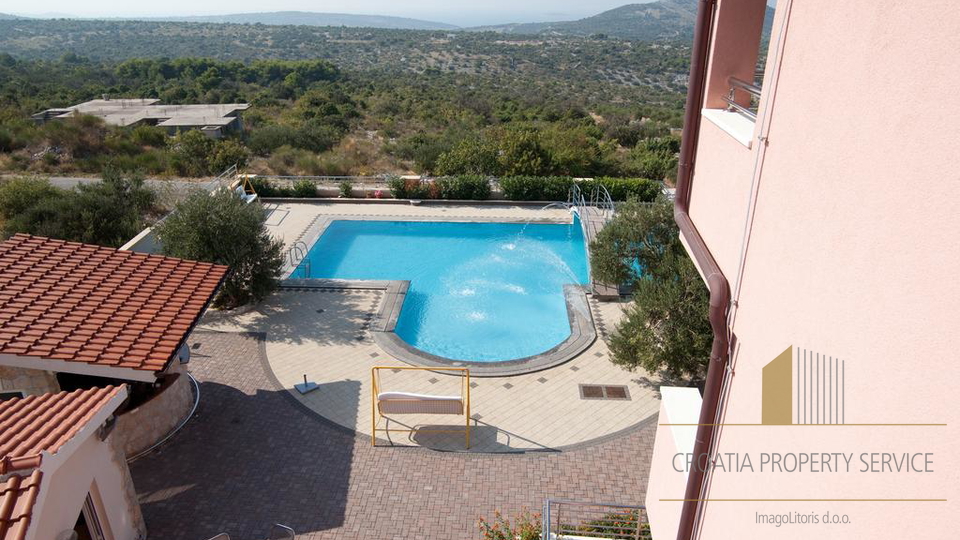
xmin=130 ymin=331 xmax=658 ymax=540
xmin=128 ymin=201 xmax=664 ymax=538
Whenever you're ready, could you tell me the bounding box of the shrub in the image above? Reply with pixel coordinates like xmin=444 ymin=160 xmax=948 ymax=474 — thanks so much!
xmin=130 ymin=125 xmax=168 ymax=147
xmin=499 ymin=176 xmax=575 ymax=201
xmin=386 ymin=175 xmax=406 ymax=198
xmin=293 ymin=180 xmax=317 ymax=198
xmin=386 ymin=175 xmax=431 ymax=199
xmin=0 ymin=177 xmax=65 ymax=221
xmin=478 ymin=510 xmax=540 ymax=540
xmin=169 ymin=130 xmax=215 ymax=177
xmin=338 ymin=180 xmax=353 ymax=198
xmin=0 ymin=170 xmax=156 ymax=247
xmin=208 ymin=138 xmax=250 ymax=174
xmin=247 ymin=124 xmax=298 ymax=156
xmin=249 ymin=177 xmax=279 ymax=197
xmin=156 ymin=189 xmax=284 ymax=308
xmin=435 ymin=175 xmax=491 ymax=200
xmin=297 ymin=120 xmax=342 ymax=153
xmin=266 ymin=145 xmax=312 ymax=176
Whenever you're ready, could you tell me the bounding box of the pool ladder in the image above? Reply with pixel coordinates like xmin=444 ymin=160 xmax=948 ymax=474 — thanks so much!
xmin=288 ymin=241 xmax=310 ymax=279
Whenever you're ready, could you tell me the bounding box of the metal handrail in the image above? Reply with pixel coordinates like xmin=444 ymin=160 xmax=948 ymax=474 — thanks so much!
xmin=728 ymin=76 xmax=761 ymax=97
xmin=287 ymin=241 xmax=310 ymax=278
xmin=723 ymin=76 xmax=762 ymax=121
xmin=288 ymin=241 xmax=307 ymax=266
xmin=568 ymin=184 xmax=584 ymax=207
xmin=590 ymin=184 xmax=615 ymax=221
xmin=543 ymin=499 xmax=650 ymax=540
xmin=205 ymin=523 xmax=295 ymax=540
xmin=267 ymin=524 xmax=296 ymax=540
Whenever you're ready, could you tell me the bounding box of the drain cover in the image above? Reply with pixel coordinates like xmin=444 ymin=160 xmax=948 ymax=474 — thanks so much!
xmin=579 ymin=384 xmax=631 ymax=401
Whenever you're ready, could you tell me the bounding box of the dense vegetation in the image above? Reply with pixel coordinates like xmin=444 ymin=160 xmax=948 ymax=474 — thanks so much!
xmin=591 ymin=198 xmax=712 ymax=381
xmin=0 ymin=51 xmax=685 ymax=179
xmin=0 ymin=20 xmax=690 ymax=90
xmin=0 ymin=170 xmax=157 ymax=246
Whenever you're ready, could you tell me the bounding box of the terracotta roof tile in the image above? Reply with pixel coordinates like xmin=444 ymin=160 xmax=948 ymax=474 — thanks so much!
xmin=0 ymin=235 xmax=228 ymax=374
xmin=0 ymin=386 xmax=124 ymax=475
xmin=0 ymin=470 xmax=42 ymax=540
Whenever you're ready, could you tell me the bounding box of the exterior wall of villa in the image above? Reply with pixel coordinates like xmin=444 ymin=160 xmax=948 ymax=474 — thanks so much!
xmin=29 ymin=432 xmax=146 ymax=540
xmin=649 ymin=0 xmax=960 ymax=538
xmin=0 ymin=365 xmax=60 ymax=397
xmin=108 ymin=430 xmax=148 ymax=539
xmin=645 ymin=388 xmax=701 ymax=540
xmin=115 ymin=361 xmax=195 ymax=457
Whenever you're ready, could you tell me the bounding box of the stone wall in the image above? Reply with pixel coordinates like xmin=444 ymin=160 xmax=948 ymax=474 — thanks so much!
xmin=0 ymin=365 xmax=60 ymax=396
xmin=114 ymin=361 xmax=195 ymax=457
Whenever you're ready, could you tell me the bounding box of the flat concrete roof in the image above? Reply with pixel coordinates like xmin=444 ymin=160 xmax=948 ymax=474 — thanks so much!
xmin=34 ymin=99 xmax=249 ymax=128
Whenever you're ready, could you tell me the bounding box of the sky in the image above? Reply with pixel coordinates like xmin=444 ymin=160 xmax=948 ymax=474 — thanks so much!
xmin=10 ymin=0 xmax=651 ymax=26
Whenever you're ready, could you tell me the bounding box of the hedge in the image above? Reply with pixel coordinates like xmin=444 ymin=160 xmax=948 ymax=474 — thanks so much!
xmin=499 ymin=176 xmax=661 ymax=202
xmin=435 ymin=175 xmax=492 ymax=200
xmin=582 ymin=177 xmax=662 ymax=202
xmin=249 ymin=175 xmax=659 ymax=202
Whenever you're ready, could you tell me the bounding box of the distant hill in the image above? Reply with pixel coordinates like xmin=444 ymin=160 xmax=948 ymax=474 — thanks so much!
xmin=0 ymin=13 xmax=27 ymax=20
xmin=142 ymin=11 xmax=458 ymax=31
xmin=469 ymin=0 xmax=773 ymax=41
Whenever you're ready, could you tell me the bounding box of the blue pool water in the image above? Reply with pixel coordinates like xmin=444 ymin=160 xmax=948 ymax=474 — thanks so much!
xmin=298 ymin=219 xmax=589 ymax=362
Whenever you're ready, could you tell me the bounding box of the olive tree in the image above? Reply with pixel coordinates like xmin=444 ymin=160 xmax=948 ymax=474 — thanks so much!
xmin=156 ymin=189 xmax=283 ymax=308
xmin=590 ymin=197 xmax=713 ymax=381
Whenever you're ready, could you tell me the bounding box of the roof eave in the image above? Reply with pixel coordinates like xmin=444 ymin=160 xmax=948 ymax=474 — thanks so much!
xmin=0 ymin=354 xmax=158 ymax=383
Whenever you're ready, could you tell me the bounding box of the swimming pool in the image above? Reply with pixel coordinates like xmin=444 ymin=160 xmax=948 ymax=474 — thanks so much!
xmin=297 ymin=219 xmax=589 ymax=362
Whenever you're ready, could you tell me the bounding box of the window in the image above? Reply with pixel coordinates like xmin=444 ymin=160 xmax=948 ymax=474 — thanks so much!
xmin=0 ymin=391 xmax=24 ymax=401
xmin=705 ymin=0 xmax=779 ymax=122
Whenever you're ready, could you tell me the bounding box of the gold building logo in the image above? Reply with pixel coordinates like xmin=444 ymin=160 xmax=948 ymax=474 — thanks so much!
xmin=762 ymin=346 xmax=845 ymax=425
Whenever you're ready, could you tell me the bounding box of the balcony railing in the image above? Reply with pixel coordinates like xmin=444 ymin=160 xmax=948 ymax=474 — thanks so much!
xmin=542 ymin=499 xmax=651 ymax=539
xmin=722 ymin=76 xmax=762 ymax=121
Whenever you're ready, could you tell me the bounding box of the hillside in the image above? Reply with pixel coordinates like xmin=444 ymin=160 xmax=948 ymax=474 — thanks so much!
xmin=469 ymin=0 xmax=773 ymax=41
xmin=0 ymin=13 xmax=26 ymax=20
xmin=144 ymin=11 xmax=458 ymax=31
xmin=470 ymin=1 xmax=699 ymax=40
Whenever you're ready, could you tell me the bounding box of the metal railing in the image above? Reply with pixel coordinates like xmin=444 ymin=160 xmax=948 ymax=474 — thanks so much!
xmin=589 ymin=184 xmax=615 ymax=222
xmin=568 ymin=183 xmax=586 ymax=208
xmin=723 ymin=76 xmax=762 ymax=121
xmin=255 ymin=174 xmax=396 ymax=185
xmin=543 ymin=499 xmax=651 ymax=540
xmin=205 ymin=523 xmax=295 ymax=540
xmin=287 ymin=240 xmax=310 ymax=278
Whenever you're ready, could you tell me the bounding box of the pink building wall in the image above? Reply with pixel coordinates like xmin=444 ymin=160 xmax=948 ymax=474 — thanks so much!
xmin=649 ymin=0 xmax=960 ymax=538
xmin=645 ymin=388 xmax=701 ymax=540
xmin=23 ymin=388 xmax=146 ymax=540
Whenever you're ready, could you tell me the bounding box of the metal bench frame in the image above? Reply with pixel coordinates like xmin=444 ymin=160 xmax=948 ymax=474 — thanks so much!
xmin=371 ymin=366 xmax=471 ymax=449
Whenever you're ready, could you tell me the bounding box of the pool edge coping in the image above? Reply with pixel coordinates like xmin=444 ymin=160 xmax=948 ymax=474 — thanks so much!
xmin=279 ymin=279 xmax=597 ymax=377
xmin=279 ymin=213 xmax=576 ymax=279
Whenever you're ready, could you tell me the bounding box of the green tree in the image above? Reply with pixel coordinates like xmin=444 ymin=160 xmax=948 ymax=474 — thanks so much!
xmin=156 ymin=189 xmax=283 ymax=308
xmin=208 ymin=138 xmax=249 ymax=174
xmin=434 ymin=137 xmax=500 ymax=176
xmin=625 ymin=136 xmax=680 ymax=181
xmin=65 ymin=169 xmax=157 ymax=246
xmin=495 ymin=128 xmax=551 ymax=176
xmin=590 ymin=198 xmax=712 ymax=380
xmin=169 ymin=130 xmax=215 ymax=177
xmin=0 ymin=171 xmax=155 ymax=247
